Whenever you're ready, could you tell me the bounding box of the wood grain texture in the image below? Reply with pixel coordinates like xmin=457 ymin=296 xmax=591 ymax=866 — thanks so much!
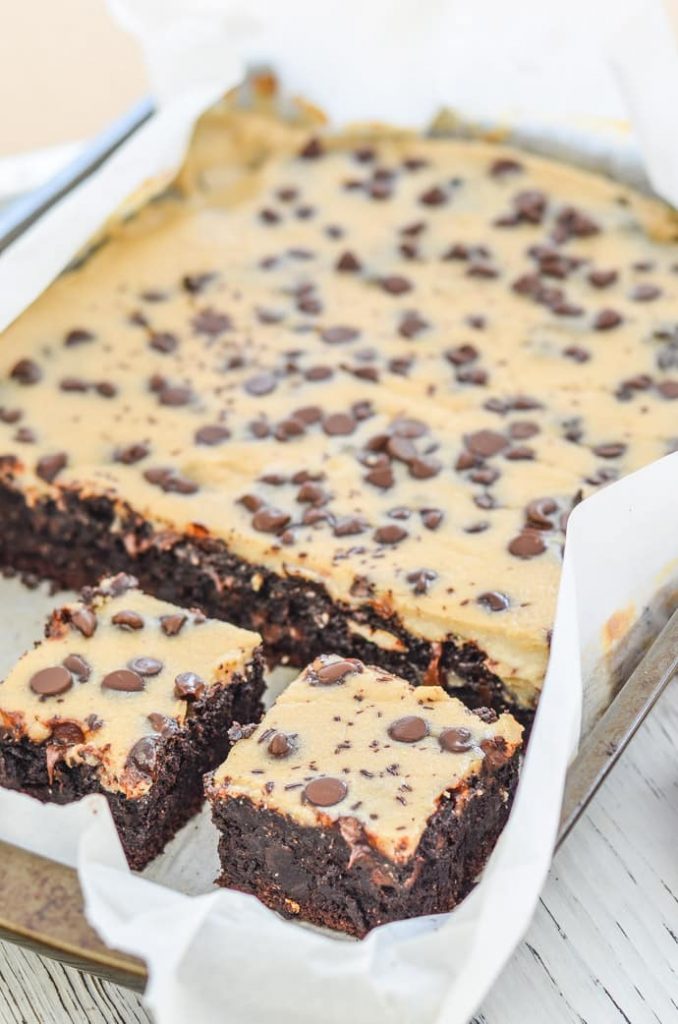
xmin=0 ymin=680 xmax=675 ymax=1024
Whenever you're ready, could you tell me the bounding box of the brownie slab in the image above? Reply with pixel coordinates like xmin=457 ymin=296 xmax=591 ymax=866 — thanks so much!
xmin=207 ymin=655 xmax=522 ymax=937
xmin=2 ymin=98 xmax=678 ymax=713
xmin=0 ymin=573 xmax=263 ymax=869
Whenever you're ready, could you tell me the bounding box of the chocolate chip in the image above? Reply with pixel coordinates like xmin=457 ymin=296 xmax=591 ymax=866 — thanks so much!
xmin=514 ymin=190 xmax=547 ymax=224
xmin=149 ymin=332 xmax=179 ymax=354
xmin=143 ymin=466 xmax=191 ymax=493
xmin=299 ymin=137 xmax=324 ymax=159
xmin=60 ymin=377 xmax=88 ymax=392
xmin=70 ymin=607 xmax=97 ymax=638
xmin=477 ymin=591 xmax=510 ymax=612
xmin=399 ymin=311 xmax=429 ymax=338
xmin=593 ymin=442 xmax=626 ymax=459
xmin=364 ymin=464 xmax=394 ymax=489
xmin=490 ymin=158 xmax=524 ymax=177
xmin=111 ymin=610 xmax=144 ymax=631
xmin=252 ymin=507 xmax=291 ymax=533
xmin=305 ymin=365 xmax=334 ymax=382
xmin=588 ymin=268 xmax=618 ymax=288
xmin=474 ymin=493 xmax=497 ymax=510
xmin=245 ymin=372 xmax=277 ymax=396
xmin=176 ymin=273 xmax=210 ymax=297
xmin=126 ymin=735 xmax=160 ymax=777
xmin=457 ymin=367 xmax=488 ymax=386
xmin=159 ymin=384 xmax=192 ymax=407
xmin=553 ymin=205 xmax=599 ymax=241
xmin=446 ymin=344 xmax=478 ymax=366
xmin=29 ymin=666 xmax=72 ymax=697
xmin=564 ymin=346 xmax=590 ymax=363
xmin=160 ymin=613 xmax=188 ymax=636
xmin=464 ymin=520 xmax=489 ymax=533
xmin=0 ymin=407 xmax=21 ymax=424
xmin=192 ymin=309 xmax=232 ymax=335
xmin=114 ymin=442 xmax=149 ymax=465
xmin=388 ymin=716 xmax=428 ymax=742
xmin=195 ymin=424 xmax=230 ymax=445
xmin=62 ymin=654 xmax=91 ymax=681
xmin=313 ymin=658 xmax=363 ymax=686
xmin=148 ymin=713 xmax=179 ymax=736
xmin=406 ymin=568 xmax=438 ymax=594
xmin=409 ymin=456 xmax=441 ymax=479
xmin=268 ymin=732 xmax=293 ymax=757
xmin=374 ymin=524 xmax=407 ymax=544
xmin=526 ymin=497 xmax=557 ymax=529
xmin=64 ymin=328 xmax=95 ymax=346
xmin=174 ymin=672 xmax=206 ymax=700
xmin=421 ymin=508 xmax=443 ymax=530
xmin=419 ymin=186 xmax=447 ymax=206
xmin=391 ymin=417 xmax=427 ymax=438
xmin=321 ymin=326 xmax=359 ymax=345
xmin=630 ymin=283 xmax=661 ymax=302
xmin=439 ymin=727 xmax=473 ymax=753
xmin=473 ymin=706 xmax=498 ymax=724
xmin=295 ymin=408 xmax=324 ymax=429
xmin=333 ymin=515 xmax=368 ymax=537
xmin=464 ymin=430 xmax=507 ymax=458
xmin=380 ymin=275 xmax=412 ymax=295
xmin=593 ymin=308 xmax=623 ymax=331
xmin=658 ymin=380 xmax=678 ymax=399
xmin=36 ymin=453 xmax=67 ymax=483
xmin=336 ymin=251 xmax=362 ymax=272
xmin=10 ymin=359 xmax=41 ymax=384
xmin=480 ymin=736 xmax=508 ymax=769
xmin=508 ymin=530 xmax=546 ymax=558
xmin=323 ymin=413 xmax=356 ymax=436
xmin=128 ymin=657 xmax=163 ymax=677
xmin=50 ymin=722 xmax=85 ymax=746
xmin=303 ymin=777 xmax=347 ymax=806
xmin=470 ymin=467 xmax=499 ymax=486
xmin=293 ymin=481 xmax=322 ymax=505
xmin=505 ymin=445 xmax=535 ymax=461
xmin=387 ymin=436 xmax=417 ymax=463
xmin=102 ymin=669 xmax=145 ymax=692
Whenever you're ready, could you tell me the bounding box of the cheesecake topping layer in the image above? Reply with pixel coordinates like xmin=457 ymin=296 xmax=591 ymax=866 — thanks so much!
xmin=2 ymin=106 xmax=678 ymax=704
xmin=210 ymin=654 xmax=522 ymax=861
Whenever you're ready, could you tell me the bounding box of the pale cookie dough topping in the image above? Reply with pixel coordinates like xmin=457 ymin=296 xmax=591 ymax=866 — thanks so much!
xmin=2 ymin=106 xmax=678 ymax=706
xmin=210 ymin=654 xmax=523 ymax=861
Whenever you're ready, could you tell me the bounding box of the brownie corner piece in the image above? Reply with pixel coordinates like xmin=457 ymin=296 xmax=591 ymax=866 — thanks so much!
xmin=207 ymin=655 xmax=522 ymax=937
xmin=0 ymin=573 xmax=264 ymax=870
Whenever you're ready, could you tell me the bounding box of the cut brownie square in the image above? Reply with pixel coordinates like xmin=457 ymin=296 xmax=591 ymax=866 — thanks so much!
xmin=207 ymin=654 xmax=523 ymax=937
xmin=0 ymin=573 xmax=263 ymax=869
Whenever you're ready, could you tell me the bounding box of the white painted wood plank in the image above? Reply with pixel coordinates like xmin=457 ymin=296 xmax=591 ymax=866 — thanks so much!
xmin=0 ymin=683 xmax=675 ymax=1023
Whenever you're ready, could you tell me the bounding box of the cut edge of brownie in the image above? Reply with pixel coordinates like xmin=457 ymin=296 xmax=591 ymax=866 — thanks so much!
xmin=208 ymin=741 xmax=520 ymax=938
xmin=0 ymin=474 xmax=532 ymax=725
xmin=0 ymin=654 xmax=265 ymax=870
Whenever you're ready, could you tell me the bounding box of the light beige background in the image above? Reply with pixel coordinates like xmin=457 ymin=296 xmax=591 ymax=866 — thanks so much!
xmin=0 ymin=0 xmax=147 ymax=155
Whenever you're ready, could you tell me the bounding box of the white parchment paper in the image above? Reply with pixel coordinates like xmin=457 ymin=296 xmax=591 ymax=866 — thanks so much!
xmin=2 ymin=2 xmax=678 ymax=1021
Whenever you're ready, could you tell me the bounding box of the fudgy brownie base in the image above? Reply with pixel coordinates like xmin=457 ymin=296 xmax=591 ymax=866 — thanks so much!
xmin=0 ymin=659 xmax=264 ymax=870
xmin=0 ymin=477 xmax=525 ymax=721
xmin=211 ymin=752 xmax=519 ymax=938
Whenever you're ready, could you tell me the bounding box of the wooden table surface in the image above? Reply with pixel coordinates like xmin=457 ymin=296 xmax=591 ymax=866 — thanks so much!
xmin=1 ymin=679 xmax=675 ymax=1024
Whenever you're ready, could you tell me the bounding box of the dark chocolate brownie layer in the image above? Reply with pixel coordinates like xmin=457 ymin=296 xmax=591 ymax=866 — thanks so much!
xmin=0 ymin=476 xmax=517 ymax=719
xmin=212 ymin=753 xmax=518 ymax=937
xmin=0 ymin=660 xmax=264 ymax=870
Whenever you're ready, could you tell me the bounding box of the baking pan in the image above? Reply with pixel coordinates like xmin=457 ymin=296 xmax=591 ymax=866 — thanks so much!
xmin=0 ymin=98 xmax=676 ymax=993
